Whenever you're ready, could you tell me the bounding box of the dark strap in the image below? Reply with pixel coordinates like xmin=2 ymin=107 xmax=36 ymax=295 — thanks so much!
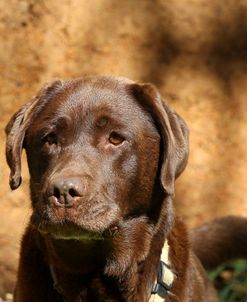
xmin=151 ymin=261 xmax=174 ymax=299
xmin=149 ymin=240 xmax=176 ymax=302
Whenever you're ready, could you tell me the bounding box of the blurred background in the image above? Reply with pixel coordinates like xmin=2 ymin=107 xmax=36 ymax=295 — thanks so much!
xmin=0 ymin=0 xmax=247 ymax=298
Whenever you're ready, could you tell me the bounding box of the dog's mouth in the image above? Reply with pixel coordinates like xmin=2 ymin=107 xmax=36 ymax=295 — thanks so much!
xmin=31 ymin=196 xmax=121 ymax=240
xmin=34 ymin=206 xmax=121 ymax=241
xmin=37 ymin=220 xmax=120 ymax=241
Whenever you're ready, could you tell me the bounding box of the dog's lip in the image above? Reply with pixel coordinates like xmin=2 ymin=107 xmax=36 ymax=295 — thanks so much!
xmin=50 ymin=230 xmax=105 ymax=241
xmin=38 ymin=221 xmax=120 ymax=241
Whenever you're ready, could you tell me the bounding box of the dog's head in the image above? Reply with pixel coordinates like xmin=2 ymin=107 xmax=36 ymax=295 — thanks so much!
xmin=5 ymin=76 xmax=189 ymax=241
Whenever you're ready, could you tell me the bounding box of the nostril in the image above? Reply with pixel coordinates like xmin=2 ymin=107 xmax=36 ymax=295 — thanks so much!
xmin=53 ymin=187 xmax=61 ymax=199
xmin=68 ymin=188 xmax=80 ymax=197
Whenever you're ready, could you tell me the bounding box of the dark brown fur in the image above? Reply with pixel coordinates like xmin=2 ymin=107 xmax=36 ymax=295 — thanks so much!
xmin=5 ymin=76 xmax=247 ymax=302
xmin=191 ymin=216 xmax=247 ymax=270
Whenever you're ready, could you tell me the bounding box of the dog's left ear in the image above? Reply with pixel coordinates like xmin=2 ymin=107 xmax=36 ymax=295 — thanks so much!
xmin=5 ymin=80 xmax=63 ymax=190
xmin=130 ymin=83 xmax=189 ymax=196
xmin=5 ymin=98 xmax=40 ymax=190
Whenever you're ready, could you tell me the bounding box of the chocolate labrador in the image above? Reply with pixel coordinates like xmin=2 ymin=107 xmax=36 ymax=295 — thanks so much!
xmin=5 ymin=76 xmax=247 ymax=302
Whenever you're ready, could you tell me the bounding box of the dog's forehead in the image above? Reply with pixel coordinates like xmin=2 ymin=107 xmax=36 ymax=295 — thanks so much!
xmin=38 ymin=78 xmax=152 ymax=126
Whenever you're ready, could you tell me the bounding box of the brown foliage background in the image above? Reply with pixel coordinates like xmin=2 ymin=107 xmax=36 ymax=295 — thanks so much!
xmin=0 ymin=0 xmax=247 ymax=294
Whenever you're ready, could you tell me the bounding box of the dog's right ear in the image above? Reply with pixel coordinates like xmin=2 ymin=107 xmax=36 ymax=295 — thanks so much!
xmin=5 ymin=81 xmax=63 ymax=190
xmin=129 ymin=83 xmax=189 ymax=196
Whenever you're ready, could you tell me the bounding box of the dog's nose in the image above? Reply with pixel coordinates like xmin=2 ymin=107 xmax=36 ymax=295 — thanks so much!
xmin=48 ymin=177 xmax=84 ymax=207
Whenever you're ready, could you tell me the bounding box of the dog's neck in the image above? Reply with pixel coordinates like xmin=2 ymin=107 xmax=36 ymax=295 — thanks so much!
xmin=43 ymin=235 xmax=164 ymax=301
xmin=48 ymin=239 xmax=176 ymax=302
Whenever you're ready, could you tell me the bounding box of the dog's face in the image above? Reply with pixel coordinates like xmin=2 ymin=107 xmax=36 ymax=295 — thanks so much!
xmin=25 ymin=79 xmax=162 ymax=238
xmin=5 ymin=76 xmax=189 ymax=241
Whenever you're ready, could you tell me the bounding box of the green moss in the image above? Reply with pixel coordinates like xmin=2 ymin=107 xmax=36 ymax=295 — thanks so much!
xmin=208 ymin=260 xmax=247 ymax=302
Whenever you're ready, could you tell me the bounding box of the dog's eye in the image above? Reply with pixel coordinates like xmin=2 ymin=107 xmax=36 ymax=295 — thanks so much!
xmin=109 ymin=132 xmax=125 ymax=146
xmin=42 ymin=133 xmax=57 ymax=146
